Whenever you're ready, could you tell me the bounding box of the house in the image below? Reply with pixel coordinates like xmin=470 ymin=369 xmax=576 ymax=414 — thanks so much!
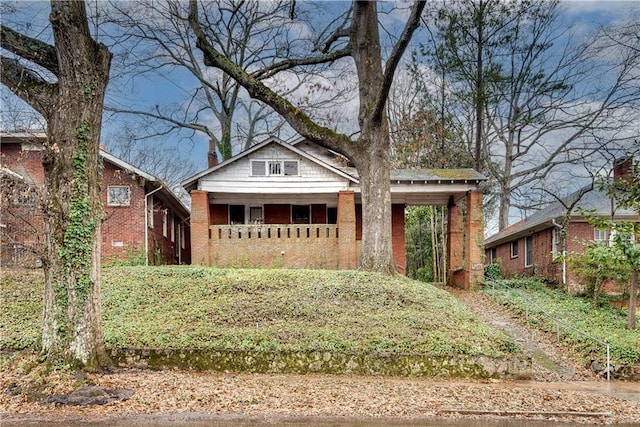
xmin=182 ymin=137 xmax=487 ymax=289
xmin=484 ymin=158 xmax=638 ymax=293
xmin=0 ymin=131 xmax=191 ymax=267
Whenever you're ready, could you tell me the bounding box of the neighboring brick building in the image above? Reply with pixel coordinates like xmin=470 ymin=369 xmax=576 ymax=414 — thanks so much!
xmin=484 ymin=158 xmax=638 ymax=293
xmin=1 ymin=132 xmax=191 ymax=267
xmin=183 ymin=137 xmax=486 ymax=289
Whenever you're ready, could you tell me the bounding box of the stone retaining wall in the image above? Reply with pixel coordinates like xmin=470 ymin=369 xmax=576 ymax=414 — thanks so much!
xmin=108 ymin=348 xmax=532 ymax=379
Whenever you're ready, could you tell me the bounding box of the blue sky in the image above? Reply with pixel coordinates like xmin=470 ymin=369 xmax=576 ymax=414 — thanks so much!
xmin=1 ymin=1 xmax=637 ymax=176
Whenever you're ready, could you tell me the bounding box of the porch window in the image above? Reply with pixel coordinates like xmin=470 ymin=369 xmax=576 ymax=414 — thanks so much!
xmin=249 ymin=206 xmax=264 ymax=224
xmin=107 ymin=186 xmax=130 ymax=206
xmin=292 ymin=205 xmax=310 ymax=224
xmin=327 ymin=207 xmax=337 ymax=224
xmin=510 ymin=240 xmax=518 ymax=258
xmin=525 ymin=235 xmax=533 ymax=267
xmin=230 ymin=205 xmax=245 ymax=224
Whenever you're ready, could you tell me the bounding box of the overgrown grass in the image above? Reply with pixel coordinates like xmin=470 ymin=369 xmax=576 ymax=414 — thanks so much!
xmin=1 ymin=267 xmax=516 ymax=358
xmin=483 ymin=278 xmax=639 ymax=366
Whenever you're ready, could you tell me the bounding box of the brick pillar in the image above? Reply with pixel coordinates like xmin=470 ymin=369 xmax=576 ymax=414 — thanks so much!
xmin=190 ymin=190 xmax=211 ymax=266
xmin=337 ymin=190 xmax=357 ymax=269
xmin=392 ymin=204 xmax=406 ymax=274
xmin=463 ymin=190 xmax=484 ymax=290
xmin=447 ymin=196 xmax=464 ymax=287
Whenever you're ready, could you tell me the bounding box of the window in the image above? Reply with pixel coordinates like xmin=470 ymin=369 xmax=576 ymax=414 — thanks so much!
xmin=510 ymin=241 xmax=518 ymax=258
xmin=107 ymin=186 xmax=130 ymax=206
xmin=170 ymin=215 xmax=175 ymax=242
xmin=594 ymin=227 xmax=609 ymax=243
xmin=268 ymin=161 xmax=282 ymax=175
xmin=230 ymin=205 xmax=245 ymax=224
xmin=489 ymin=248 xmax=497 ymax=263
xmin=552 ymin=228 xmax=561 ymax=257
xmin=251 ymin=160 xmax=299 ymax=176
xmin=327 ymin=207 xmax=337 ymax=224
xmin=525 ymin=235 xmax=533 ymax=267
xmin=251 ymin=161 xmax=266 ymax=176
xmin=162 ymin=209 xmax=168 ymax=237
xmin=249 ymin=206 xmax=264 ymax=224
xmin=292 ymin=205 xmax=310 ymax=224
xmin=283 ymin=161 xmax=298 ymax=175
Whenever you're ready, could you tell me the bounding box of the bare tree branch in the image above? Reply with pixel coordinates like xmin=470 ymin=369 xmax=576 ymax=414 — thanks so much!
xmin=0 ymin=24 xmax=59 ymax=74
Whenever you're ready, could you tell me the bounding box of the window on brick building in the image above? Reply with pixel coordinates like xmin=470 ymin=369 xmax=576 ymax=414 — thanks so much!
xmin=552 ymin=228 xmax=561 ymax=257
xmin=162 ymin=210 xmax=168 ymax=237
xmin=489 ymin=247 xmax=497 ymax=263
xmin=525 ymin=236 xmax=533 ymax=267
xmin=510 ymin=240 xmax=518 ymax=258
xmin=107 ymin=186 xmax=130 ymax=206
xmin=594 ymin=227 xmax=609 ymax=243
xmin=170 ymin=215 xmax=175 ymax=242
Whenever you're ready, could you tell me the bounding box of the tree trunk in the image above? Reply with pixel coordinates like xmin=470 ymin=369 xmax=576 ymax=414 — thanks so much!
xmin=40 ymin=0 xmax=112 ymax=369
xmin=350 ymin=2 xmax=395 ymax=273
xmin=353 ymin=137 xmax=394 ymax=273
xmin=629 ymin=269 xmax=638 ymax=330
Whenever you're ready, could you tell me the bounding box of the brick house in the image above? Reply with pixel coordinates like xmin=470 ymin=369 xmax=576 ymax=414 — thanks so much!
xmin=0 ymin=131 xmax=191 ymax=267
xmin=183 ymin=137 xmax=486 ymax=289
xmin=484 ymin=158 xmax=638 ymax=293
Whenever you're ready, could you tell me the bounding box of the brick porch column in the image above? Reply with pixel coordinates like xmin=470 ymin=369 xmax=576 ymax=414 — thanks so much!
xmin=462 ymin=190 xmax=484 ymax=290
xmin=190 ymin=190 xmax=211 ymax=266
xmin=447 ymin=196 xmax=464 ymax=286
xmin=337 ymin=190 xmax=357 ymax=269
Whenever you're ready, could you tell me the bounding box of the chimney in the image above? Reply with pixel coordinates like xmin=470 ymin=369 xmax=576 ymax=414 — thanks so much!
xmin=613 ymin=157 xmax=632 ymax=182
xmin=208 ymin=140 xmax=218 ymax=168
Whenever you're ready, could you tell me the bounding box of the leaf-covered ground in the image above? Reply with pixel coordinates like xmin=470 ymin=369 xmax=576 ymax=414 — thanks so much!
xmin=1 ymin=267 xmax=516 ymax=358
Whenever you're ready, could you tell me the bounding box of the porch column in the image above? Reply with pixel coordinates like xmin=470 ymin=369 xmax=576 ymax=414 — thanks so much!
xmin=190 ymin=190 xmax=211 ymax=266
xmin=462 ymin=190 xmax=484 ymax=290
xmin=337 ymin=190 xmax=357 ymax=269
xmin=447 ymin=196 xmax=464 ymax=286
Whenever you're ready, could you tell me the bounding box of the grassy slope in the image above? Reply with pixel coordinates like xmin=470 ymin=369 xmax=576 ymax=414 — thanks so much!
xmin=1 ymin=267 xmax=515 ymax=357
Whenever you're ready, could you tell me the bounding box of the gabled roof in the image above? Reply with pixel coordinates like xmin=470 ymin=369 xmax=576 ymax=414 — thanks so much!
xmin=1 ymin=132 xmax=189 ymax=216
xmin=181 ymin=137 xmax=359 ymax=191
xmin=485 ymin=184 xmax=638 ymax=248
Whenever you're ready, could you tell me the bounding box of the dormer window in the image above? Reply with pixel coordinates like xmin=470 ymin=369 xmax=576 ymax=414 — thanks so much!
xmin=251 ymin=160 xmax=298 ymax=176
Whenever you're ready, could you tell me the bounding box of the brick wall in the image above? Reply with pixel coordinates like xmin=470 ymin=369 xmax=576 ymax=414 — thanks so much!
xmin=101 ymin=162 xmax=147 ymax=263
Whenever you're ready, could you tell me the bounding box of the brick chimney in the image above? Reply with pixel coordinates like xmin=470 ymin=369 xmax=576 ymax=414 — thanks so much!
xmin=613 ymin=157 xmax=632 ymax=182
xmin=208 ymin=140 xmax=218 ymax=168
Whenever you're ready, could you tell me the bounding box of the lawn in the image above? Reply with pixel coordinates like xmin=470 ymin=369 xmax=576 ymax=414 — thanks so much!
xmin=1 ymin=266 xmax=516 ymax=358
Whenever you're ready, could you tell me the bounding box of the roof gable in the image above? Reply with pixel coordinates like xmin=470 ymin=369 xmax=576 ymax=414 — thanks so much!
xmin=182 ymin=137 xmax=358 ymax=191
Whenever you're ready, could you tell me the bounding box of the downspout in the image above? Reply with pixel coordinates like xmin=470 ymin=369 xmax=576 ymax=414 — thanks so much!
xmin=145 ymin=186 xmax=163 ymax=266
xmin=551 ymin=218 xmax=566 ymax=287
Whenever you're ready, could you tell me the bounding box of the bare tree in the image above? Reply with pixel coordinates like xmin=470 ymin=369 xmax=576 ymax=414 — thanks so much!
xmin=1 ymin=0 xmax=111 ymax=368
xmin=187 ymin=0 xmax=425 ymax=272
xmin=420 ymin=0 xmax=640 ymax=231
xmin=101 ymin=0 xmax=352 ymax=162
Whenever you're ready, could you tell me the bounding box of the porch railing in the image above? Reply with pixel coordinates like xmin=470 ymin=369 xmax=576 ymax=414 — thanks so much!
xmin=210 ymin=224 xmax=339 ymax=241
